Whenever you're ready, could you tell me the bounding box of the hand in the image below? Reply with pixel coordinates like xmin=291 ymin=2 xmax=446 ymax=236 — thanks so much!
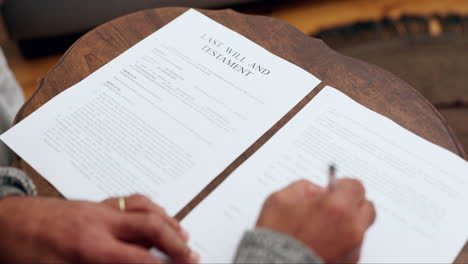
xmin=0 ymin=194 xmax=199 ymax=264
xmin=256 ymin=179 xmax=376 ymax=263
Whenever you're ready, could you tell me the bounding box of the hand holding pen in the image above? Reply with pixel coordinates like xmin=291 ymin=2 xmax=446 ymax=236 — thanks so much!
xmin=257 ymin=163 xmax=377 ymax=264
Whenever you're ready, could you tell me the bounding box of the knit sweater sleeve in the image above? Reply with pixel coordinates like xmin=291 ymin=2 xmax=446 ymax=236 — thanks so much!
xmin=233 ymin=228 xmax=323 ymax=264
xmin=0 ymin=167 xmax=36 ymax=197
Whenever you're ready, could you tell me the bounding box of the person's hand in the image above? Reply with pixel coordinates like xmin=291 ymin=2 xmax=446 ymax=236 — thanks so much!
xmin=0 ymin=194 xmax=199 ymax=264
xmin=256 ymin=179 xmax=376 ymax=263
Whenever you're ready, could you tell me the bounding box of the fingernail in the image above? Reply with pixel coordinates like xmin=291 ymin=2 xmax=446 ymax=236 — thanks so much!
xmin=189 ymin=251 xmax=200 ymax=263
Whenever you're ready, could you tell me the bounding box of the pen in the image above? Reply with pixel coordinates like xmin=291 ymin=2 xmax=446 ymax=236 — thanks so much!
xmin=328 ymin=164 xmax=336 ymax=191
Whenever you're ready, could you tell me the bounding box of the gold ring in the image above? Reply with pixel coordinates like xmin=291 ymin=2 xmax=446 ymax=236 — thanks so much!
xmin=118 ymin=197 xmax=126 ymax=212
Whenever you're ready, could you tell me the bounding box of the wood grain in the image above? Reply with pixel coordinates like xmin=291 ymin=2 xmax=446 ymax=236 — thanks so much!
xmin=271 ymin=0 xmax=468 ymax=35
xmin=11 ymin=7 xmax=467 ymax=262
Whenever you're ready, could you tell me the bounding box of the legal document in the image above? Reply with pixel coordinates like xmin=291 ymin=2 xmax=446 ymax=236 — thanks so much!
xmin=182 ymin=86 xmax=468 ymax=263
xmin=0 ymin=9 xmax=320 ymax=216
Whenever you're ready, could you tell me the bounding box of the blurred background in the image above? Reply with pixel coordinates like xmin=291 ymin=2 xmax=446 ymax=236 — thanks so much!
xmin=1 ymin=0 xmax=467 ymax=151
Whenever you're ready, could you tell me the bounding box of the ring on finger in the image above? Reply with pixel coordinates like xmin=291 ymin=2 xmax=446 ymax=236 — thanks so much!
xmin=118 ymin=197 xmax=126 ymax=212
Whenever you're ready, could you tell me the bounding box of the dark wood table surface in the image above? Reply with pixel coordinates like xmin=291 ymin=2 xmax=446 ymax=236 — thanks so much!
xmin=11 ymin=7 xmax=468 ymax=262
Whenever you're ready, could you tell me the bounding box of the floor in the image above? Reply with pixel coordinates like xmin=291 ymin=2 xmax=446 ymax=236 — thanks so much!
xmin=2 ymin=0 xmax=467 ymax=153
xmin=269 ymin=0 xmax=468 ymax=35
xmin=0 ymin=19 xmax=60 ymax=99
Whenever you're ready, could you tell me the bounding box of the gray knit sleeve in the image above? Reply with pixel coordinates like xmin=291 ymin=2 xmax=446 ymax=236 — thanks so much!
xmin=233 ymin=228 xmax=323 ymax=264
xmin=0 ymin=167 xmax=36 ymax=197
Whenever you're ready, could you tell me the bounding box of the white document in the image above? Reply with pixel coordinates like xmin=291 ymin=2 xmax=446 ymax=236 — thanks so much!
xmin=182 ymin=86 xmax=468 ymax=263
xmin=0 ymin=9 xmax=320 ymax=216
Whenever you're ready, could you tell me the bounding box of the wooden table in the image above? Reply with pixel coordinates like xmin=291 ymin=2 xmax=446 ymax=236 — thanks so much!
xmin=12 ymin=7 xmax=467 ymax=262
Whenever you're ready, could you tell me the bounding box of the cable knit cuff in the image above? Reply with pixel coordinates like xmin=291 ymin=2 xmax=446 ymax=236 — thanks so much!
xmin=0 ymin=167 xmax=36 ymax=198
xmin=233 ymin=228 xmax=323 ymax=264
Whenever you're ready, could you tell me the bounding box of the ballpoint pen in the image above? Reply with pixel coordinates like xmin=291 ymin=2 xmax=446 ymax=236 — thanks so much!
xmin=328 ymin=164 xmax=337 ymax=191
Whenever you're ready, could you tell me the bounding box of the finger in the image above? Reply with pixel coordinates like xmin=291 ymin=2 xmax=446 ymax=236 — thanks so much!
xmin=103 ymin=195 xmax=167 ymax=215
xmin=333 ymin=178 xmax=366 ymax=205
xmin=280 ymin=179 xmax=325 ymax=199
xmin=124 ymin=195 xmax=185 ymax=238
xmin=359 ymin=200 xmax=377 ymax=229
xmin=122 ymin=195 xmax=167 ymax=215
xmin=103 ymin=195 xmax=187 ymax=241
xmin=115 ymin=213 xmax=196 ymax=264
xmin=96 ymin=241 xmax=162 ymax=264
